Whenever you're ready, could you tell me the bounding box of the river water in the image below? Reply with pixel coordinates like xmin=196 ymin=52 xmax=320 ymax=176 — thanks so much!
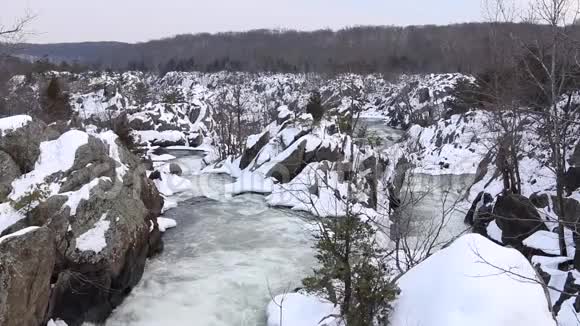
xmin=106 ymin=173 xmax=316 ymax=326
xmin=103 ymin=119 xmax=473 ymax=326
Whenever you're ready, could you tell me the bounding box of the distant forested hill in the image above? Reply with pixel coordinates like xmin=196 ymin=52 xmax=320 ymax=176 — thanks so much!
xmin=12 ymin=23 xmax=576 ymax=74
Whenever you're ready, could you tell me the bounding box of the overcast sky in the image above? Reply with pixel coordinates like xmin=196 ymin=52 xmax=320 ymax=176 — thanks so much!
xmin=3 ymin=0 xmax=531 ymax=44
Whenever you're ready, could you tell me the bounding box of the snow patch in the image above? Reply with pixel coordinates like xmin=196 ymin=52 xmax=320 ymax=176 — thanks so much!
xmin=0 ymin=226 xmax=39 ymax=244
xmin=0 ymin=114 xmax=32 ymax=136
xmin=157 ymin=217 xmax=177 ymax=232
xmin=75 ymin=214 xmax=110 ymax=253
xmin=10 ymin=130 xmax=89 ymax=201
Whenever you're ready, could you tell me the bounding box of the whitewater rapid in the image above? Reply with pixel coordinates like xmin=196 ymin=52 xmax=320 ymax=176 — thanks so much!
xmin=103 ymin=119 xmax=473 ymax=326
xmin=105 ymin=173 xmax=316 ymax=326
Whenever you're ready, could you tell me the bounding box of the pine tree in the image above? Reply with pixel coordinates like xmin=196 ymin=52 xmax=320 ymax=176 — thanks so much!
xmin=41 ymin=77 xmax=72 ymax=123
xmin=306 ymin=90 xmax=325 ymax=123
xmin=303 ymin=214 xmax=399 ymax=325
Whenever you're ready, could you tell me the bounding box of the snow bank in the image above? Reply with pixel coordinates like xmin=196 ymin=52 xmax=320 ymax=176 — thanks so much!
xmin=0 ymin=114 xmax=32 ymax=136
xmin=391 ymin=234 xmax=555 ymax=326
xmin=225 ymin=171 xmax=274 ymax=195
xmin=153 ymin=173 xmax=194 ymax=196
xmin=157 ymin=217 xmax=177 ymax=232
xmin=524 ymin=230 xmax=575 ymax=257
xmin=266 ymin=293 xmax=340 ymax=326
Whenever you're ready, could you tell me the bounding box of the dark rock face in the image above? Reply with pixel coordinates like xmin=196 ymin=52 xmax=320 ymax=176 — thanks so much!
xmin=0 ymin=119 xmax=48 ymax=173
xmin=530 ymin=192 xmax=550 ymax=209
xmin=169 ymin=163 xmax=183 ymax=175
xmin=149 ymin=170 xmax=161 ymax=180
xmin=465 ymin=192 xmax=495 ymax=236
xmin=363 ymin=157 xmax=378 ymax=209
xmin=267 ymin=140 xmax=307 ymax=183
xmin=493 ymin=194 xmax=547 ymax=246
xmin=552 ymin=196 xmax=580 ymax=225
xmin=305 ymin=142 xmax=341 ymax=163
xmin=188 ymin=133 xmax=204 ymax=147
xmin=564 ymin=167 xmax=580 ymax=193
xmin=129 ymin=116 xmax=155 ymax=131
xmin=0 ymin=150 xmax=21 ymax=201
xmin=417 ymin=87 xmax=431 ymax=104
xmin=571 ymin=142 xmax=580 ymax=166
xmin=239 ymin=131 xmax=270 ymax=170
xmin=48 ymin=168 xmax=162 ymax=326
xmin=0 ymin=227 xmax=56 ymax=326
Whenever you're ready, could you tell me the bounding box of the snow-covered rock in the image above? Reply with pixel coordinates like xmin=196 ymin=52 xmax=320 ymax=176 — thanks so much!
xmin=391 ymin=234 xmax=555 ymax=326
xmin=0 ymin=114 xmax=32 ymax=136
xmin=0 ymin=116 xmax=165 ymax=325
xmin=0 ymin=226 xmax=55 ymax=326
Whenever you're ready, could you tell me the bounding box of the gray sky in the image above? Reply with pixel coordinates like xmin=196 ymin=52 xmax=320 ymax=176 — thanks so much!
xmin=2 ymin=0 xmax=527 ymax=44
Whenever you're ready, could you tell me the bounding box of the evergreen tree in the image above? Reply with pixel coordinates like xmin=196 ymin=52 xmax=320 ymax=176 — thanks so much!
xmin=41 ymin=77 xmax=72 ymax=123
xmin=306 ymin=90 xmax=325 ymax=123
xmin=303 ymin=214 xmax=399 ymax=325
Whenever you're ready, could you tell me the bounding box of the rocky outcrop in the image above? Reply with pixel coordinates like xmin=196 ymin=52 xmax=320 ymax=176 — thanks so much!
xmin=0 ymin=122 xmax=164 ymax=326
xmin=493 ymin=194 xmax=547 ymax=247
xmin=0 ymin=119 xmax=49 ymax=173
xmin=240 ymin=131 xmax=270 ymax=170
xmin=267 ymin=140 xmax=307 ymax=183
xmin=465 ymin=191 xmax=495 ymax=237
xmin=169 ymin=163 xmax=182 ymax=176
xmin=44 ymin=139 xmax=163 ymax=326
xmin=305 ymin=142 xmax=341 ymax=163
xmin=0 ymin=150 xmax=21 ymax=201
xmin=0 ymin=227 xmax=56 ymax=326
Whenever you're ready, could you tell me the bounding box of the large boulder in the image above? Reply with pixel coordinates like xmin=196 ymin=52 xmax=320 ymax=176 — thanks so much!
xmin=169 ymin=163 xmax=182 ymax=176
xmin=0 ymin=119 xmax=48 ymax=173
xmin=267 ymin=140 xmax=307 ymax=183
xmin=391 ymin=234 xmax=556 ymax=326
xmin=304 ymin=142 xmax=341 ymax=163
xmin=240 ymin=131 xmax=270 ymax=170
xmin=0 ymin=127 xmax=164 ymax=326
xmin=493 ymin=194 xmax=547 ymax=247
xmin=0 ymin=150 xmax=21 ymax=201
xmin=45 ymin=144 xmax=163 ymax=326
xmin=0 ymin=227 xmax=56 ymax=326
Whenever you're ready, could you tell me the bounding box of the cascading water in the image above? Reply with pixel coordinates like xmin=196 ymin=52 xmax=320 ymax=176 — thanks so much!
xmin=103 ymin=119 xmax=474 ymax=326
xmin=105 ymin=172 xmax=316 ymax=326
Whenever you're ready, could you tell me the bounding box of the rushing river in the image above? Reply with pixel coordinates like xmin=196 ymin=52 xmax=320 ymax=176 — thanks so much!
xmin=106 ymin=173 xmax=316 ymax=326
xmin=103 ymin=119 xmax=473 ymax=326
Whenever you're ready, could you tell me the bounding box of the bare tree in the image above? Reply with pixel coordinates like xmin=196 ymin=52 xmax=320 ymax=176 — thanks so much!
xmin=0 ymin=11 xmax=35 ymax=56
xmin=517 ymin=0 xmax=580 ymax=257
